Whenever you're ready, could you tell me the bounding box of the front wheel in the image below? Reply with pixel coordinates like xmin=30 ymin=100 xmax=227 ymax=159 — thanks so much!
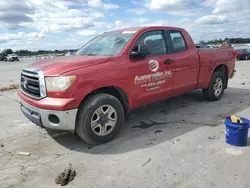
xmin=203 ymin=71 xmax=225 ymax=101
xmin=76 ymin=93 xmax=124 ymax=145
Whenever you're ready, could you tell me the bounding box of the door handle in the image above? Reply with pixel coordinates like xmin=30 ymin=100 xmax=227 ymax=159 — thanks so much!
xmin=164 ymin=59 xmax=175 ymax=65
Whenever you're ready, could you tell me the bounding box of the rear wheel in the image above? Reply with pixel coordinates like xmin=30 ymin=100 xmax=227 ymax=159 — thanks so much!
xmin=203 ymin=71 xmax=225 ymax=101
xmin=76 ymin=93 xmax=124 ymax=145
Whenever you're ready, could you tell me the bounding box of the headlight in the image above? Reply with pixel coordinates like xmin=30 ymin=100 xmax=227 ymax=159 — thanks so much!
xmin=45 ymin=76 xmax=76 ymax=91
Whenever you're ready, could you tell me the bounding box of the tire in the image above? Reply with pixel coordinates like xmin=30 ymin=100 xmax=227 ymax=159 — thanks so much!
xmin=202 ymin=71 xmax=225 ymax=101
xmin=76 ymin=93 xmax=124 ymax=145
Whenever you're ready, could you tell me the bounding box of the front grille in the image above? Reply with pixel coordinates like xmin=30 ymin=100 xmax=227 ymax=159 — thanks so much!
xmin=20 ymin=68 xmax=46 ymax=99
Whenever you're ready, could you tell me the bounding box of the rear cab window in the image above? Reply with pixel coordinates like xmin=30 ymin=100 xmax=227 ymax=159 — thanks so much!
xmin=168 ymin=30 xmax=188 ymax=53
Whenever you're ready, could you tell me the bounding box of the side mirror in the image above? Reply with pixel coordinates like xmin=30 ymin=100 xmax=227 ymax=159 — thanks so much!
xmin=130 ymin=44 xmax=151 ymax=59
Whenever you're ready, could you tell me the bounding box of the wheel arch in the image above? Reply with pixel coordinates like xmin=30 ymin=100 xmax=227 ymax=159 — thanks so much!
xmin=213 ymin=64 xmax=228 ymax=89
xmin=78 ymin=86 xmax=130 ymax=120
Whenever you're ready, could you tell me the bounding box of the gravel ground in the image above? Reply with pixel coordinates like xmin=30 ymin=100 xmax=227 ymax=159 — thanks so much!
xmin=1 ymin=59 xmax=250 ymax=188
xmin=0 ymin=58 xmax=33 ymax=88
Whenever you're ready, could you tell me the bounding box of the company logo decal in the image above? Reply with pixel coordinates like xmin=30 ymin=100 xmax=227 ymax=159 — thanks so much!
xmin=23 ymin=79 xmax=28 ymax=89
xmin=149 ymin=60 xmax=159 ymax=72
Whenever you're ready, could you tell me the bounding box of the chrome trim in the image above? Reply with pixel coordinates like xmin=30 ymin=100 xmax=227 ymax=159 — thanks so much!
xmin=21 ymin=68 xmax=47 ymax=99
xmin=21 ymin=71 xmax=39 ymax=78
xmin=20 ymin=87 xmax=41 ymax=100
xmin=21 ymin=75 xmax=39 ymax=83
xmin=38 ymin=71 xmax=47 ymax=98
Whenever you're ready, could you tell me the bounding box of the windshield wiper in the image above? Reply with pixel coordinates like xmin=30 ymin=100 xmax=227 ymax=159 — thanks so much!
xmin=85 ymin=53 xmax=97 ymax=56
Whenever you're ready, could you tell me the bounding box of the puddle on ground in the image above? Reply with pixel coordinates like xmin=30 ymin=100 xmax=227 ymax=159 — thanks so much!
xmin=131 ymin=120 xmax=166 ymax=129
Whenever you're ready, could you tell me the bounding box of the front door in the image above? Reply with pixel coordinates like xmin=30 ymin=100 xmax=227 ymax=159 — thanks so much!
xmin=129 ymin=30 xmax=174 ymax=106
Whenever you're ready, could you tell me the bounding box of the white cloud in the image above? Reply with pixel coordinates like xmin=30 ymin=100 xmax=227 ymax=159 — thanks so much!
xmin=1 ymin=0 xmax=250 ymax=51
xmin=132 ymin=0 xmax=139 ymax=5
xmin=128 ymin=0 xmax=200 ymax=16
xmin=137 ymin=18 xmax=150 ymax=24
xmin=0 ymin=1 xmax=34 ymax=28
xmin=77 ymin=30 xmax=97 ymax=37
xmin=145 ymin=0 xmax=192 ymax=11
xmin=93 ymin=22 xmax=114 ymax=29
xmin=202 ymin=0 xmax=217 ymax=8
xmin=87 ymin=0 xmax=119 ymax=9
xmin=196 ymin=15 xmax=228 ymax=25
xmin=202 ymin=0 xmax=250 ymax=16
xmin=198 ymin=0 xmax=250 ymax=34
xmin=0 ymin=32 xmax=43 ymax=42
xmin=205 ymin=0 xmax=249 ymax=14
xmin=0 ymin=32 xmax=45 ymax=50
xmin=27 ymin=1 xmax=104 ymax=33
xmin=127 ymin=8 xmax=148 ymax=15
xmin=0 ymin=0 xmax=119 ymax=33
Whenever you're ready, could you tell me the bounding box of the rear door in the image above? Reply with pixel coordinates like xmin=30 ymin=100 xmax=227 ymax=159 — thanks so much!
xmin=164 ymin=30 xmax=200 ymax=94
xmin=129 ymin=30 xmax=174 ymax=106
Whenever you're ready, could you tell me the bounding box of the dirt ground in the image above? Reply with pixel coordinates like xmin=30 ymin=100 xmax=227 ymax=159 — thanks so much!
xmin=1 ymin=59 xmax=250 ymax=188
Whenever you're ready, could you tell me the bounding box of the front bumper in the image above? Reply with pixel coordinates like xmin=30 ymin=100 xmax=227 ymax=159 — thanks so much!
xmin=20 ymin=99 xmax=78 ymax=131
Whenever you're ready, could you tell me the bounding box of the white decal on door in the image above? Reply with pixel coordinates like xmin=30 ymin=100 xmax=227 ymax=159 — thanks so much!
xmin=134 ymin=59 xmax=172 ymax=91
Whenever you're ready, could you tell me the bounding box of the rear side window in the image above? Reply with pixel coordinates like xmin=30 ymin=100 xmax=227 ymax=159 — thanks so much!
xmin=169 ymin=31 xmax=188 ymax=53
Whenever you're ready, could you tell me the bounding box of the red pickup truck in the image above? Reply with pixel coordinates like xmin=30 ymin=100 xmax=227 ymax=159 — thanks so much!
xmin=19 ymin=26 xmax=236 ymax=144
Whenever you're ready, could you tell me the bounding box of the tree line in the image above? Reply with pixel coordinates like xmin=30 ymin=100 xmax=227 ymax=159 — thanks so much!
xmin=15 ymin=49 xmax=78 ymax=56
xmin=1 ymin=49 xmax=78 ymax=56
xmin=199 ymin=38 xmax=250 ymax=45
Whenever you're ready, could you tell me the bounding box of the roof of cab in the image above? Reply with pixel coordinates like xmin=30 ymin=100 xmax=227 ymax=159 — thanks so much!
xmin=113 ymin=26 xmax=184 ymax=32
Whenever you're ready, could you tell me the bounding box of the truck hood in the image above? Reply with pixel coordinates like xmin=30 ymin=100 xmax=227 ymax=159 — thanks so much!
xmin=29 ymin=55 xmax=111 ymax=76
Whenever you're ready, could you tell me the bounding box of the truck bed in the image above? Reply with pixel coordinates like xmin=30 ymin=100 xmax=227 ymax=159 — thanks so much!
xmin=196 ymin=47 xmax=235 ymax=89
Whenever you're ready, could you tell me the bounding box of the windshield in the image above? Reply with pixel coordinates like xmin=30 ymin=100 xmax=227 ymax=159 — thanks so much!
xmin=75 ymin=30 xmax=136 ymax=56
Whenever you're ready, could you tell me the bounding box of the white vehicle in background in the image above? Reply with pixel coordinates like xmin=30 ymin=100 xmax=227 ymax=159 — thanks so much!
xmin=6 ymin=54 xmax=19 ymax=61
xmin=65 ymin=52 xmax=74 ymax=56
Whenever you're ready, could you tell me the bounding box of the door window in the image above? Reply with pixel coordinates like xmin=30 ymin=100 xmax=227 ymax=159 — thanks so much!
xmin=133 ymin=30 xmax=167 ymax=56
xmin=169 ymin=31 xmax=188 ymax=53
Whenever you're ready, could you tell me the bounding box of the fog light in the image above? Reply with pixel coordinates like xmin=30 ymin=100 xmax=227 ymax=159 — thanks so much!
xmin=48 ymin=114 xmax=60 ymax=124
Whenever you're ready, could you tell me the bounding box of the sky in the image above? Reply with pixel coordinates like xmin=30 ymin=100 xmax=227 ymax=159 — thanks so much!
xmin=0 ymin=0 xmax=249 ymax=51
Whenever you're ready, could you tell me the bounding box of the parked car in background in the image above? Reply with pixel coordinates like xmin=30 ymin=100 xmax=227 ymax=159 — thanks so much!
xmin=208 ymin=45 xmax=221 ymax=48
xmin=195 ymin=44 xmax=211 ymax=49
xmin=6 ymin=54 xmax=19 ymax=61
xmin=235 ymin=48 xmax=250 ymax=60
xmin=0 ymin=53 xmax=7 ymax=61
xmin=19 ymin=26 xmax=236 ymax=145
xmin=65 ymin=52 xmax=74 ymax=56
